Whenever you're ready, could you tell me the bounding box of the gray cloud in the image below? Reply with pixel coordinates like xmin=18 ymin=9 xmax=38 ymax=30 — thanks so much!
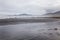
xmin=0 ymin=0 xmax=60 ymax=15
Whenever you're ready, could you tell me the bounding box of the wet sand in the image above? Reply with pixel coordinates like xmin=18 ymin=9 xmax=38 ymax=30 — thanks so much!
xmin=0 ymin=17 xmax=59 ymax=25
xmin=0 ymin=17 xmax=60 ymax=40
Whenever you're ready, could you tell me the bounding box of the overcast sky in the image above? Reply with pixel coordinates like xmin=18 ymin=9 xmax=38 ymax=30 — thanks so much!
xmin=0 ymin=0 xmax=60 ymax=15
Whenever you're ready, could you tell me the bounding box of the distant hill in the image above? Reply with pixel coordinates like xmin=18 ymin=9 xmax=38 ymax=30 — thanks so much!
xmin=44 ymin=11 xmax=60 ymax=17
xmin=46 ymin=11 xmax=60 ymax=15
xmin=18 ymin=14 xmax=32 ymax=16
xmin=8 ymin=14 xmax=32 ymax=16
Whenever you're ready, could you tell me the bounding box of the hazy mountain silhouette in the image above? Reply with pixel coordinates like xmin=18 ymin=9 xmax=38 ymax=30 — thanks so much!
xmin=7 ymin=13 xmax=32 ymax=16
xmin=46 ymin=11 xmax=60 ymax=15
xmin=18 ymin=13 xmax=32 ymax=16
xmin=43 ymin=11 xmax=60 ymax=17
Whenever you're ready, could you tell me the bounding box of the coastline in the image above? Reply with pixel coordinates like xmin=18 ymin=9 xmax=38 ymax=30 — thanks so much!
xmin=0 ymin=17 xmax=59 ymax=25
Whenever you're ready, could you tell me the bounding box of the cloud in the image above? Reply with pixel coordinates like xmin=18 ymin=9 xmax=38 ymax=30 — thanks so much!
xmin=0 ymin=0 xmax=60 ymax=15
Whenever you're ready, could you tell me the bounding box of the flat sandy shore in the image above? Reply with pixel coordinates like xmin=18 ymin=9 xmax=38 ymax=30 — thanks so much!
xmin=0 ymin=17 xmax=60 ymax=40
xmin=0 ymin=17 xmax=60 ymax=25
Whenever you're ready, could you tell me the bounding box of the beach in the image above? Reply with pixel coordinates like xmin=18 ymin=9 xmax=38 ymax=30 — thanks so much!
xmin=0 ymin=17 xmax=60 ymax=40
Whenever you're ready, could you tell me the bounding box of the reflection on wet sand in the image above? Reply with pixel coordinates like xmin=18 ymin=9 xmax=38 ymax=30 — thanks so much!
xmin=0 ymin=17 xmax=60 ymax=40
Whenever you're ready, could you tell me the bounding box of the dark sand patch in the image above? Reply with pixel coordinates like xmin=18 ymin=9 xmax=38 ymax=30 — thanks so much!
xmin=0 ymin=17 xmax=59 ymax=25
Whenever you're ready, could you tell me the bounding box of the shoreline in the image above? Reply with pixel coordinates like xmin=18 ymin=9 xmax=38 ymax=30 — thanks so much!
xmin=0 ymin=17 xmax=59 ymax=25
